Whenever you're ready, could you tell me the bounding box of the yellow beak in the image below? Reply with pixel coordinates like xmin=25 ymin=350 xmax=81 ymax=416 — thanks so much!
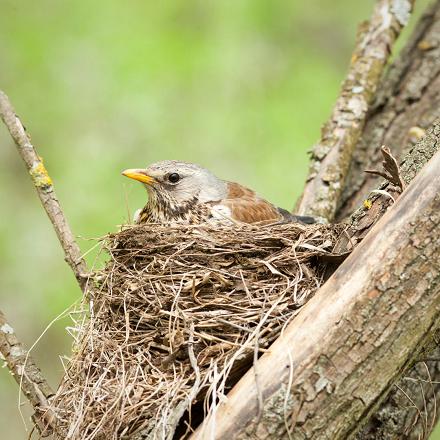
xmin=121 ymin=169 xmax=156 ymax=185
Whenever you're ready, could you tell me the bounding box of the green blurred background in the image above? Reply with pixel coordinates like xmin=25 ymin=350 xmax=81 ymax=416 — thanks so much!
xmin=0 ymin=1 xmax=437 ymax=438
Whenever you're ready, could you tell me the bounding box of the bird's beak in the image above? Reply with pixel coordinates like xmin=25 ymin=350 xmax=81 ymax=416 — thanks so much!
xmin=121 ymin=169 xmax=156 ymax=185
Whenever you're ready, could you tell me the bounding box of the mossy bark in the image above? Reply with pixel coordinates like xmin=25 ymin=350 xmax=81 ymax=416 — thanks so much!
xmin=338 ymin=0 xmax=440 ymax=220
xmin=296 ymin=0 xmax=414 ymax=221
xmin=335 ymin=2 xmax=440 ymax=438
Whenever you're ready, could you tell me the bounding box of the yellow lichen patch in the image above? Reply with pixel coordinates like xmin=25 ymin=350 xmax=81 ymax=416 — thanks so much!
xmin=408 ymin=126 xmax=426 ymax=143
xmin=30 ymin=160 xmax=53 ymax=188
xmin=418 ymin=40 xmax=435 ymax=51
xmin=363 ymin=199 xmax=372 ymax=210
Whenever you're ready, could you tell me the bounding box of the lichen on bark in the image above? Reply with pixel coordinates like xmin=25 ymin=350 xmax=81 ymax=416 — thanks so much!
xmin=296 ymin=0 xmax=414 ymax=221
xmin=338 ymin=0 xmax=440 ymax=220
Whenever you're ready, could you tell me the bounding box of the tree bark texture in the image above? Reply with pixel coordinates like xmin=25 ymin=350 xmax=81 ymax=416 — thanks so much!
xmin=0 ymin=310 xmax=54 ymax=435
xmin=296 ymin=0 xmax=414 ymax=221
xmin=1 ymin=2 xmax=440 ymax=440
xmin=338 ymin=0 xmax=440 ymax=219
xmin=335 ymin=119 xmax=440 ymax=257
xmin=319 ymin=4 xmax=440 ymax=436
xmin=334 ymin=1 xmax=440 ymax=437
xmin=191 ymin=2 xmax=440 ymax=438
xmin=348 ymin=121 xmax=440 ymax=440
xmin=357 ymin=350 xmax=440 ymax=440
xmin=190 ymin=148 xmax=440 ymax=440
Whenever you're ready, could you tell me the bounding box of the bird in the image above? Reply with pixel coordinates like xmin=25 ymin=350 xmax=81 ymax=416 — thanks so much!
xmin=122 ymin=160 xmax=316 ymax=225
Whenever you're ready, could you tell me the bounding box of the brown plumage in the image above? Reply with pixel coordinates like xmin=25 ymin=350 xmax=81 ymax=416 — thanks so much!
xmin=219 ymin=182 xmax=282 ymax=223
xmin=122 ymin=160 xmax=315 ymax=225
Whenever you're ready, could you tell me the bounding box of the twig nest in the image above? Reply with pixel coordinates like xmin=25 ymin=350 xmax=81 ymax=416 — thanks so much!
xmin=50 ymin=222 xmax=343 ymax=440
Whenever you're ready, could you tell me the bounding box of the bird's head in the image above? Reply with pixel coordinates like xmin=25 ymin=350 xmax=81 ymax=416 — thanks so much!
xmin=122 ymin=160 xmax=227 ymax=204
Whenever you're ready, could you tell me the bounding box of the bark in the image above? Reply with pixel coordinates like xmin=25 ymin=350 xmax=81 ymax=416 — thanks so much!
xmin=0 ymin=310 xmax=54 ymax=436
xmin=357 ymin=352 xmax=440 ymax=440
xmin=334 ymin=2 xmax=440 ymax=437
xmin=335 ymin=119 xmax=440 ymax=256
xmin=296 ymin=0 xmax=414 ymax=221
xmin=345 ymin=121 xmax=440 ymax=440
xmin=191 ymin=3 xmax=440 ymax=438
xmin=338 ymin=0 xmax=440 ymax=219
xmin=0 ymin=91 xmax=89 ymax=291
xmin=190 ymin=132 xmax=440 ymax=440
xmin=1 ymin=2 xmax=439 ymax=440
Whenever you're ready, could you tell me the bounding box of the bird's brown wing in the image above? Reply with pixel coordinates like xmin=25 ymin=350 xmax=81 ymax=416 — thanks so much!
xmin=220 ymin=182 xmax=282 ymax=223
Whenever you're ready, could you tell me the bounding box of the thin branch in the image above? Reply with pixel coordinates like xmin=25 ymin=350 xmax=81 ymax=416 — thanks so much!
xmin=0 ymin=90 xmax=88 ymax=291
xmin=0 ymin=90 xmax=90 ymax=434
xmin=296 ymin=0 xmax=414 ymax=221
xmin=0 ymin=310 xmax=55 ymax=436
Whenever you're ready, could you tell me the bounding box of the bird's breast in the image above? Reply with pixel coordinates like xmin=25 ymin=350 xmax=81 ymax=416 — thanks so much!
xmin=136 ymin=195 xmax=214 ymax=224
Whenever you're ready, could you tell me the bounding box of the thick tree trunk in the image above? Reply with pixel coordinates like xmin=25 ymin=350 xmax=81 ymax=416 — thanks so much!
xmin=350 ymin=123 xmax=440 ymax=440
xmin=192 ymin=2 xmax=440 ymax=439
xmin=189 ymin=135 xmax=440 ymax=440
xmin=296 ymin=0 xmax=413 ymax=221
xmin=335 ymin=2 xmax=440 ymax=438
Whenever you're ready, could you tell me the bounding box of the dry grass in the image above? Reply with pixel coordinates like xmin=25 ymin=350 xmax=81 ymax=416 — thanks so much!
xmin=48 ymin=222 xmax=344 ymax=439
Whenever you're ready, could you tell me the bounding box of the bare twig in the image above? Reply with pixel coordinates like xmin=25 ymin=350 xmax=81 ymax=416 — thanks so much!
xmin=365 ymin=145 xmax=406 ymax=192
xmin=0 ymin=90 xmax=88 ymax=291
xmin=0 ymin=310 xmax=55 ymax=436
xmin=296 ymin=0 xmax=414 ymax=221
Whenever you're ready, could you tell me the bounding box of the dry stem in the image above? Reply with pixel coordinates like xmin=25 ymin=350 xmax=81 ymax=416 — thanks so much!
xmin=335 ymin=119 xmax=440 ymax=255
xmin=365 ymin=145 xmax=406 ymax=192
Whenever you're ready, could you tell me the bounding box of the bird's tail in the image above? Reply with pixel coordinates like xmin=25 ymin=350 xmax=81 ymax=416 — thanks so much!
xmin=277 ymin=207 xmax=324 ymax=224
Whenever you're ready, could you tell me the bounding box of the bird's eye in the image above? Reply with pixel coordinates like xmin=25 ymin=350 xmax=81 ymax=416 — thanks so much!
xmin=168 ymin=173 xmax=180 ymax=184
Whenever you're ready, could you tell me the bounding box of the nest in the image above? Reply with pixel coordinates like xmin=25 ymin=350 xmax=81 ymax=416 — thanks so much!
xmin=49 ymin=222 xmax=344 ymax=440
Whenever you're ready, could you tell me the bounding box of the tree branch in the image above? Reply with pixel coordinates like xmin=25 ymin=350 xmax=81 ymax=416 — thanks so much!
xmin=190 ymin=148 xmax=440 ymax=439
xmin=353 ymin=120 xmax=440 ymax=439
xmin=338 ymin=0 xmax=440 ymax=219
xmin=0 ymin=310 xmax=55 ymax=436
xmin=334 ymin=119 xmax=440 ymax=255
xmin=296 ymin=0 xmax=414 ymax=221
xmin=0 ymin=90 xmax=89 ymax=434
xmin=0 ymin=90 xmax=88 ymax=291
